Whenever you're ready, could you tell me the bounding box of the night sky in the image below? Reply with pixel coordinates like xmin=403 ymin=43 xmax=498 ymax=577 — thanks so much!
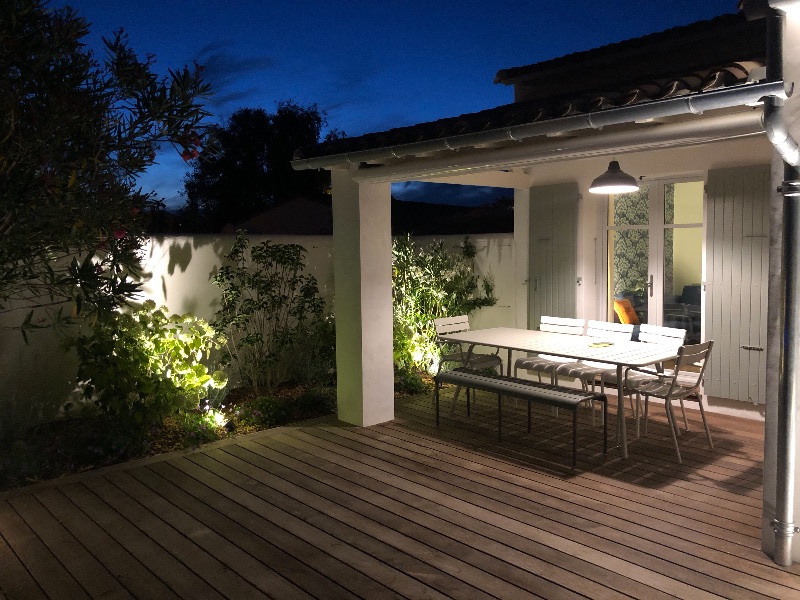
xmin=59 ymin=0 xmax=737 ymax=208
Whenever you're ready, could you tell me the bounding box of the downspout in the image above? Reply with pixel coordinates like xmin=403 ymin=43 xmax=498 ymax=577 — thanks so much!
xmin=764 ymin=3 xmax=800 ymax=567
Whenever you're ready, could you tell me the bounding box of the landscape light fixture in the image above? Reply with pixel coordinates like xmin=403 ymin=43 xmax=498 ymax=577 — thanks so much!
xmin=589 ymin=160 xmax=639 ymax=194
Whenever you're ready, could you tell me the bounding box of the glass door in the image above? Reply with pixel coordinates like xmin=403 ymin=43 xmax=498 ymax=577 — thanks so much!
xmin=607 ymin=179 xmax=703 ymax=342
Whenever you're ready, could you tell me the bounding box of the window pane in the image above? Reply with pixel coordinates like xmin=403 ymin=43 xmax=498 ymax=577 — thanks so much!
xmin=610 ymin=185 xmax=649 ymax=226
xmin=663 ymin=226 xmax=702 ymax=343
xmin=610 ymin=229 xmax=649 ymax=323
xmin=665 ymin=181 xmax=703 ymax=225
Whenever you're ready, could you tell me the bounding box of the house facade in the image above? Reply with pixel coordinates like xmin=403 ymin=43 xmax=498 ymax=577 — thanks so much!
xmin=292 ymin=4 xmax=800 ymax=564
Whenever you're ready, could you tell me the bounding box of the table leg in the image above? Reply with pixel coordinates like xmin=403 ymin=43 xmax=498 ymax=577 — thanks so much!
xmin=616 ymin=364 xmax=628 ymax=458
xmin=507 ymin=349 xmax=512 ymax=376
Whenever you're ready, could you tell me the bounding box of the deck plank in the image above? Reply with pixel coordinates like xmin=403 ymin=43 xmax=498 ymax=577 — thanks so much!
xmin=133 ymin=463 xmax=323 ymax=600
xmin=206 ymin=443 xmax=578 ymax=600
xmin=57 ymin=481 xmax=225 ymax=600
xmin=32 ymin=487 xmax=180 ymax=599
xmin=6 ymin=494 xmax=131 ymax=600
xmin=1 ymin=390 xmax=798 ymax=600
xmin=351 ymin=419 xmax=796 ymax=598
xmin=237 ymin=434 xmax=660 ymax=600
xmin=0 ymin=497 xmax=88 ymax=599
xmin=154 ymin=460 xmax=428 ymax=597
xmin=179 ymin=452 xmax=492 ymax=600
xmin=279 ymin=424 xmax=774 ymax=599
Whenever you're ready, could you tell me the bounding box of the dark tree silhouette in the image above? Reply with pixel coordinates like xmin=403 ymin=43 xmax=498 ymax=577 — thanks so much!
xmin=0 ymin=0 xmax=212 ymax=332
xmin=181 ymin=102 xmax=342 ymax=232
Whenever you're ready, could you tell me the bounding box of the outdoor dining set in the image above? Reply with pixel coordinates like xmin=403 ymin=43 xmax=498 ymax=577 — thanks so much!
xmin=432 ymin=315 xmax=714 ymax=466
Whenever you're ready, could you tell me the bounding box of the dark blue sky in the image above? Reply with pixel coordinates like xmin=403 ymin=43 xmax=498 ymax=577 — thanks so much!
xmin=60 ymin=0 xmax=736 ymax=208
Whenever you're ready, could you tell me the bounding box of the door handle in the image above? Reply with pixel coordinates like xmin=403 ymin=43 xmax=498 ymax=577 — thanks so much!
xmin=648 ymin=274 xmax=654 ymax=298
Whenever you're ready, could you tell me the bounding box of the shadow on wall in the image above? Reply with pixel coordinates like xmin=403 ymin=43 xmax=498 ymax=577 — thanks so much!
xmin=0 ymin=326 xmax=78 ymax=445
xmin=143 ymin=234 xmax=336 ymax=322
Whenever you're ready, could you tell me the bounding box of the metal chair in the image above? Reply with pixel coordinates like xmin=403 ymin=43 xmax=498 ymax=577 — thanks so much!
xmin=624 ymin=340 xmax=714 ymax=463
xmin=556 ymin=320 xmax=635 ymax=424
xmin=433 ymin=315 xmax=503 ymax=414
xmin=513 ymin=316 xmax=585 ymax=384
xmin=597 ymin=323 xmax=687 ymax=432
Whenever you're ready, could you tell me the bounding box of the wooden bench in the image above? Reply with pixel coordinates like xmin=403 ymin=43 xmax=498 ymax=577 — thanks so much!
xmin=434 ymin=367 xmax=607 ymax=466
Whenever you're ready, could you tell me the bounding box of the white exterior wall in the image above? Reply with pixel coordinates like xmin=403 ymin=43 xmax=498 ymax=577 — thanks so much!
xmin=139 ymin=234 xmax=337 ymax=322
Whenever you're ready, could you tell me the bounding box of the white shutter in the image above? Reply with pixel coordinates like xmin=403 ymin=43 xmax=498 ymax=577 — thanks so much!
xmin=529 ymin=183 xmax=579 ymax=329
xmin=705 ymin=165 xmax=770 ymax=403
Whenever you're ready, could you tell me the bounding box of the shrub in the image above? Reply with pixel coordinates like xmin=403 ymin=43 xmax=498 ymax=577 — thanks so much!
xmin=67 ymin=301 xmax=228 ymax=436
xmin=392 ymin=235 xmax=497 ymax=373
xmin=238 ymin=385 xmax=336 ymax=429
xmin=394 ymin=367 xmax=431 ymax=396
xmin=212 ymin=231 xmax=326 ymax=391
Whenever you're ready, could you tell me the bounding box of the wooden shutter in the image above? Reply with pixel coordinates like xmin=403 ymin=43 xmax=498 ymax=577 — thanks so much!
xmin=705 ymin=165 xmax=770 ymax=403
xmin=528 ymin=183 xmax=579 ymax=329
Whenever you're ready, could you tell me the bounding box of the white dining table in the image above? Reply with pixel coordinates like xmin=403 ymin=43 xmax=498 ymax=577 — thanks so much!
xmin=437 ymin=327 xmax=679 ymax=458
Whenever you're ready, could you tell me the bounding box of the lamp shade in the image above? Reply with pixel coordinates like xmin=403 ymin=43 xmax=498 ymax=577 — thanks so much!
xmin=589 ymin=160 xmax=639 ymax=194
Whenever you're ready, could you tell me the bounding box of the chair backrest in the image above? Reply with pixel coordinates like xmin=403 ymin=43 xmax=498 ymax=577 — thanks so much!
xmin=434 ymin=315 xmax=470 ymax=337
xmin=539 ymin=316 xmax=585 ymax=335
xmin=638 ymin=323 xmax=686 ymax=351
xmin=613 ymin=298 xmax=640 ymax=325
xmin=667 ymin=340 xmax=714 ymax=395
xmin=681 ymin=284 xmax=702 ymax=307
xmin=586 ymin=320 xmax=635 ymax=342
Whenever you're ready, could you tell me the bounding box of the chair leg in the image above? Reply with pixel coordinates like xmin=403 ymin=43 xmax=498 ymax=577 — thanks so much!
xmin=497 ymin=393 xmax=502 ymax=442
xmin=697 ymin=397 xmax=714 ymax=449
xmin=596 ymin=378 xmax=606 ymax=427
xmin=450 ymin=384 xmax=461 ymax=414
xmin=679 ymin=397 xmax=689 ymax=432
xmin=578 ymin=379 xmax=596 ymax=427
xmin=451 ymin=385 xmax=473 ymax=415
xmin=665 ymin=399 xmax=683 ymax=463
xmin=643 ymin=394 xmax=649 ymax=437
xmin=549 ymin=368 xmax=559 ymax=418
xmin=435 ymin=383 xmax=440 ymax=426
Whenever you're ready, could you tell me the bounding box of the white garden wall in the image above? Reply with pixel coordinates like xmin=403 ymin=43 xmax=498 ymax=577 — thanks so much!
xmin=1 ymin=232 xmax=514 ymax=439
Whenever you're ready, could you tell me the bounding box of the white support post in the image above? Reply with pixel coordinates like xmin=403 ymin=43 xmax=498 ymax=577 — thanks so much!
xmin=513 ymin=187 xmax=531 ymax=330
xmin=331 ymin=169 xmax=394 ymax=426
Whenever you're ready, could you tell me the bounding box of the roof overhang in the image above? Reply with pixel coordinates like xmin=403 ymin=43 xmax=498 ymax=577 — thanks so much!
xmin=291 ymin=80 xmax=786 ymax=177
xmin=349 ymin=111 xmax=768 ymax=184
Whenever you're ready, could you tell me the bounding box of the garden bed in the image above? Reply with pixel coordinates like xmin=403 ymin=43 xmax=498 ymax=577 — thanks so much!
xmin=0 ymin=382 xmax=336 ymax=492
xmin=0 ymin=369 xmax=433 ymax=492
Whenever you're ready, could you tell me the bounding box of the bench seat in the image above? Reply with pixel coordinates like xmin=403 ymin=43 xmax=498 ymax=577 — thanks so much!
xmin=434 ymin=367 xmax=607 ymax=466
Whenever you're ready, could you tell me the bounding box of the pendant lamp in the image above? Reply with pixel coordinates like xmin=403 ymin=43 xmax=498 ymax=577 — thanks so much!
xmin=589 ymin=160 xmax=639 ymax=194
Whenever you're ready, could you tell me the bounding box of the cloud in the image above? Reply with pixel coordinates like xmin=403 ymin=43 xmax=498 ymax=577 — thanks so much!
xmin=392 ymin=181 xmax=512 ymax=207
xmin=194 ymin=41 xmax=276 ymax=109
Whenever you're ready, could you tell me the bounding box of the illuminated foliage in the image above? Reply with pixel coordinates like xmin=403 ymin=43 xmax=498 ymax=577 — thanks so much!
xmin=392 ymin=235 xmax=496 ymax=373
xmin=67 ymin=301 xmax=228 ymax=430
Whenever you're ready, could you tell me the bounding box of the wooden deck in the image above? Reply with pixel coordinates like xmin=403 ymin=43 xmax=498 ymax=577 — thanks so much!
xmin=2 ymin=388 xmax=799 ymax=599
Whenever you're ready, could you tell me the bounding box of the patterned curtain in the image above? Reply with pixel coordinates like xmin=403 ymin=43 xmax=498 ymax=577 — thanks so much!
xmin=664 ymin=184 xmax=674 ymax=301
xmin=612 ymin=187 xmax=648 ymax=306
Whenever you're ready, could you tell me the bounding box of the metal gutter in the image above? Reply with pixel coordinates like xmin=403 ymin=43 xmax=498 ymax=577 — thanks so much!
xmin=291 ymin=80 xmax=786 ymax=172
xmin=351 ymin=111 xmax=765 ymax=183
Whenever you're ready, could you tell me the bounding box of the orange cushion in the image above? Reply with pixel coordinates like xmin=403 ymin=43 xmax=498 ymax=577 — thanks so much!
xmin=614 ymin=298 xmax=640 ymax=325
